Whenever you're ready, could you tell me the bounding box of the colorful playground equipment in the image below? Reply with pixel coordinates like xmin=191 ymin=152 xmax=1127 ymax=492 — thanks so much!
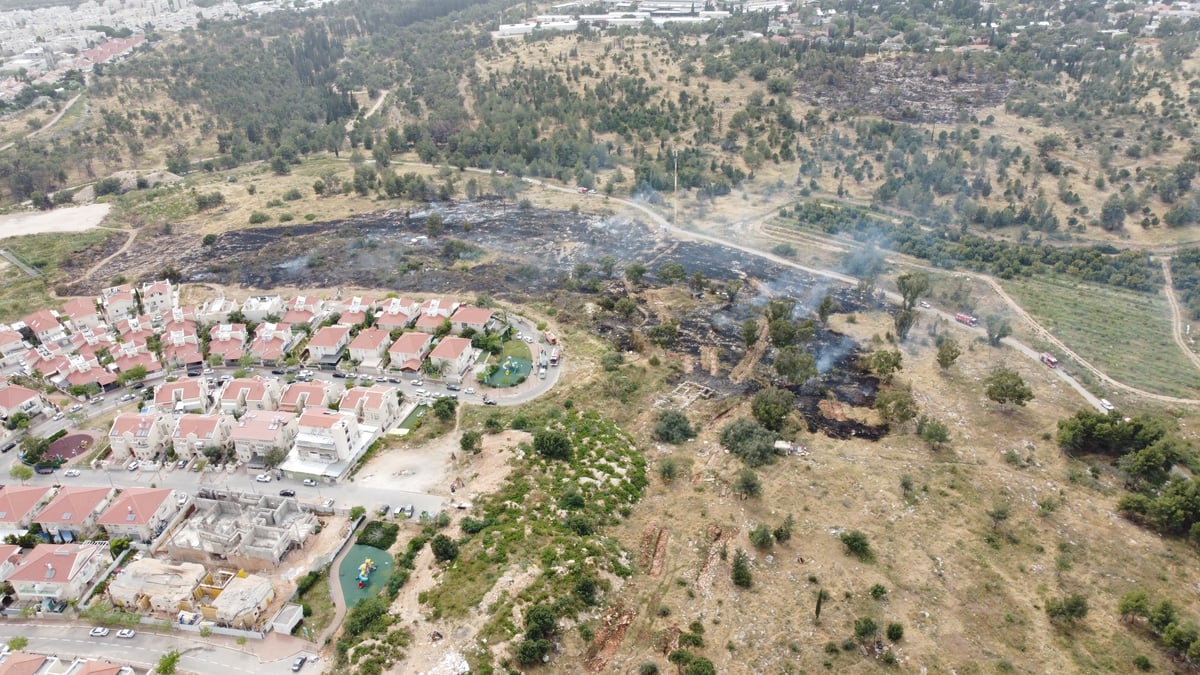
xmin=356 ymin=558 xmax=376 ymax=588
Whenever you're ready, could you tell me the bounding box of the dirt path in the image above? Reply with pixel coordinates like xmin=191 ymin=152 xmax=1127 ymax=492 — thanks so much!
xmin=346 ymin=89 xmax=390 ymax=132
xmin=317 ymin=522 xmax=358 ymax=648
xmin=77 ymin=227 xmax=136 ymax=283
xmin=1159 ymin=256 xmax=1200 ymax=371
xmin=0 ymin=93 xmax=82 ymax=152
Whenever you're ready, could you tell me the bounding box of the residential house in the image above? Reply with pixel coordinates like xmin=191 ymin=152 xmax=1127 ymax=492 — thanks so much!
xmin=218 ymin=378 xmax=281 ymax=414
xmin=305 ymin=325 xmax=351 ymax=366
xmin=281 ymin=295 xmax=324 ymax=329
xmin=290 ymin=409 xmax=364 ymax=463
xmin=335 ymin=296 xmax=375 ymax=327
xmin=161 ymin=318 xmax=203 ymax=368
xmin=278 ymin=381 xmax=336 ymax=414
xmin=0 ymin=544 xmax=21 ymax=583
xmin=108 ymin=413 xmax=170 ymax=462
xmin=60 ymin=353 xmax=118 ymax=392
xmin=114 ymin=315 xmax=155 ymax=348
xmin=140 ymin=279 xmax=175 ymax=317
xmin=412 ymin=297 xmax=458 ymax=334
xmin=0 ymin=384 xmax=46 ymax=419
xmin=33 ymin=487 xmax=114 ymax=543
xmin=0 ymin=328 xmax=27 ymax=364
xmin=62 ymin=297 xmax=103 ymax=332
xmin=110 ymin=341 xmax=163 ymax=376
xmin=248 ymin=322 xmax=297 ymax=365
xmin=68 ymin=328 xmax=117 ymax=365
xmin=449 ymin=305 xmax=495 ymax=335
xmin=387 ymin=332 xmax=431 ymax=372
xmin=375 ymin=297 xmax=418 ymax=331
xmin=99 ymin=284 xmax=137 ymax=324
xmin=153 ymin=379 xmax=210 ymax=413
xmin=108 ymin=557 xmax=206 ymax=613
xmin=195 ymin=296 xmax=239 ymax=325
xmin=171 ymin=414 xmax=233 ymax=459
xmin=229 ymin=411 xmax=298 ymax=464
xmin=240 ymin=295 xmax=285 ymax=323
xmin=0 ymin=485 xmax=54 ymax=538
xmin=208 ymin=323 xmax=248 ymax=365
xmin=0 ymin=652 xmax=48 ymax=673
xmin=19 ymin=309 xmax=66 ymax=345
xmin=9 ymin=543 xmax=107 ymax=603
xmin=429 ymin=336 xmax=474 ymax=380
xmin=339 ymin=385 xmax=403 ymax=430
xmin=347 ymin=327 xmax=390 ymax=371
xmin=95 ymin=487 xmax=179 ymax=544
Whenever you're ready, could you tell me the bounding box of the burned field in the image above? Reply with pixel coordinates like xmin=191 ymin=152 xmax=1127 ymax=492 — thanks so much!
xmin=73 ymin=198 xmax=890 ymax=440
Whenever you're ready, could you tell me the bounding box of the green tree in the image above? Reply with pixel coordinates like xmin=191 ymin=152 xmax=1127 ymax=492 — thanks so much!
xmin=896 ymin=271 xmax=931 ymax=311
xmin=917 ymin=416 xmax=950 ymax=450
xmin=7 ymin=636 xmax=28 ymax=651
xmin=936 ymin=337 xmax=962 ymax=370
xmin=524 ymin=604 xmax=557 ymax=640
xmin=735 ymin=468 xmax=762 ymax=499
xmin=426 ymin=212 xmax=444 ymax=237
xmin=814 ymin=588 xmax=830 ymax=623
xmin=625 ymin=263 xmax=647 ymax=284
xmin=533 ymin=430 xmax=572 ymax=460
xmin=1101 ymin=193 xmax=1127 ymax=231
xmin=774 ymin=514 xmax=794 ymax=543
xmin=750 ymin=386 xmax=794 ymax=432
xmin=9 ymin=464 xmax=32 ymax=483
xmin=263 ymin=447 xmax=287 ymax=468
xmin=731 ymin=548 xmax=752 ymax=588
xmin=720 ymin=418 xmax=777 ymax=467
xmin=775 ymin=346 xmax=817 ymax=383
xmin=817 ymin=294 xmax=838 ymax=323
xmin=886 ymin=622 xmax=904 ymax=641
xmin=749 ymin=524 xmax=774 ymax=549
xmin=866 ymin=350 xmax=903 ymax=383
xmin=874 ymin=390 xmax=918 ymax=425
xmin=840 ymin=530 xmax=874 ymax=562
xmin=854 ymin=617 xmax=878 ymax=644
xmin=1118 ymin=590 xmax=1151 ymax=622
xmin=156 ymin=650 xmax=181 ymax=675
xmin=654 ymin=410 xmax=696 ymax=444
xmin=109 ymin=538 xmax=131 ymax=560
xmin=459 ymin=430 xmax=482 ymax=454
xmin=432 ymin=397 xmax=457 ymax=422
xmin=741 ymin=319 xmax=759 ymax=348
xmin=893 ymin=309 xmax=918 ymax=342
xmin=683 ymin=657 xmax=717 ymax=675
xmin=985 ymin=367 xmax=1034 ymax=408
xmin=657 ymin=262 xmax=686 ymax=284
xmin=985 ymin=315 xmax=1011 ymax=347
xmin=430 ymin=534 xmax=459 ymax=562
xmin=1045 ymin=594 xmax=1089 ymax=625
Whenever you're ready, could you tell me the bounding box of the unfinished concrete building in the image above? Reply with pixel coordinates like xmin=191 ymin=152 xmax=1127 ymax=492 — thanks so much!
xmin=164 ymin=493 xmax=315 ymax=571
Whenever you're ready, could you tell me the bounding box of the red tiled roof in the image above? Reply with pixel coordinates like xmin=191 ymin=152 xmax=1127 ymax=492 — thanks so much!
xmin=96 ymin=488 xmax=172 ymax=527
xmin=430 ymin=336 xmax=472 ymax=360
xmin=451 ymin=305 xmax=493 ymax=326
xmin=0 ymin=385 xmax=38 ymax=410
xmin=0 ymin=486 xmax=53 ymax=525
xmin=308 ymin=325 xmax=350 ymax=349
xmin=34 ymin=487 xmax=112 ymax=527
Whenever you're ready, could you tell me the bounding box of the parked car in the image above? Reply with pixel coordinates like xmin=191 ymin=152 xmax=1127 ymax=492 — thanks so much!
xmin=302 ymin=478 xmax=317 ymax=487
xmin=1100 ymin=398 xmax=1115 ymax=411
xmin=919 ymin=301 xmax=931 ymax=309
xmin=89 ymin=627 xmax=110 ymax=637
xmin=120 ymin=393 xmax=137 ymax=402
xmin=271 ymin=369 xmax=285 ymax=375
xmin=403 ymin=504 xmax=415 ymax=519
xmin=116 ymin=629 xmax=136 ymax=639
xmin=446 ymin=383 xmax=461 ymax=391
xmin=127 ymin=460 xmax=140 ymax=472
xmin=177 ymin=492 xmax=188 ymax=506
xmin=177 ymin=459 xmax=188 ymax=469
xmin=131 ymin=382 xmax=145 ymax=389
xmin=68 ymin=403 xmax=84 ymax=413
xmin=90 ymin=396 xmax=104 ymax=405
xmin=410 ymin=379 xmax=423 ymax=386
xmin=64 ymin=469 xmax=81 ymax=477
xmin=255 ymin=473 xmax=272 ymax=483
xmin=321 ymin=498 xmax=335 ymax=510
xmin=377 ymin=504 xmax=390 ymax=516
xmin=291 ymin=656 xmax=307 ymax=672
xmin=1 ymin=441 xmax=15 ymax=453
xmin=332 ymin=371 xmax=347 ymax=379
xmin=52 ymin=412 xmax=65 ymax=421
xmin=279 ymin=489 xmax=296 ymax=497
xmin=464 ymin=387 xmax=476 ymax=395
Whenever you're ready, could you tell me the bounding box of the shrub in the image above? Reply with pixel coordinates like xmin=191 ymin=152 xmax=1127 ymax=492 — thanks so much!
xmin=749 ymin=524 xmax=774 ymax=549
xmin=869 ymin=584 xmax=888 ymax=600
xmin=430 ymin=534 xmax=459 ymax=562
xmin=731 ymin=548 xmax=752 ymax=588
xmin=248 ymin=211 xmax=270 ymax=224
xmin=886 ymin=622 xmax=904 ymax=641
xmin=654 ymin=410 xmax=696 ymax=444
xmin=357 ymin=520 xmax=400 ymax=550
xmin=533 ymin=429 xmax=572 ymax=460
xmin=840 ymin=530 xmax=874 ymax=562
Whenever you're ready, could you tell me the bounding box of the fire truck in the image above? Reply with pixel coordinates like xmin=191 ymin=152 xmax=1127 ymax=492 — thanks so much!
xmin=1040 ymin=353 xmax=1059 ymax=368
xmin=954 ymin=313 xmax=978 ymax=327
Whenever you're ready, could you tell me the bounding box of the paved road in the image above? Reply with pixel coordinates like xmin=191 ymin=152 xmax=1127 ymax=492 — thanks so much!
xmin=0 ymin=624 xmax=320 ymax=674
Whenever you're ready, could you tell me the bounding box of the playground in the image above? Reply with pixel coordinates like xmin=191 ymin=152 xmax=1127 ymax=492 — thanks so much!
xmin=337 ymin=544 xmax=394 ymax=607
xmin=483 ymin=356 xmax=532 ymax=387
xmin=47 ymin=433 xmax=95 ymax=462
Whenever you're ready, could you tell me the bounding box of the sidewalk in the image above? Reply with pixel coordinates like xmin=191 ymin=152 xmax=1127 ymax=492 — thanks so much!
xmin=316 ymin=528 xmax=355 ymax=648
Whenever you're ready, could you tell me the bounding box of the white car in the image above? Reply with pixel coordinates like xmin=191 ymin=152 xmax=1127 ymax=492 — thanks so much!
xmin=302 ymin=478 xmax=317 ymax=487
xmin=64 ymin=469 xmax=81 ymax=477
xmin=52 ymin=412 xmax=65 ymax=421
xmin=464 ymin=387 xmax=476 ymax=395
xmin=919 ymin=301 xmax=931 ymax=309
xmin=127 ymin=460 xmax=140 ymax=472
xmin=524 ymin=336 xmax=534 ymax=344
xmin=410 ymin=379 xmax=423 ymax=386
xmin=89 ymin=627 xmax=109 ymax=637
xmin=116 ymin=629 xmax=136 ymax=639
xmin=1100 ymin=398 xmax=1115 ymax=411
xmin=255 ymin=473 xmax=272 ymax=483
xmin=177 ymin=492 xmax=188 ymax=506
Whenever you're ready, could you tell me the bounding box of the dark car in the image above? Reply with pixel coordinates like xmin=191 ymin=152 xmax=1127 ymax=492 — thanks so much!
xmin=446 ymin=383 xmax=461 ymax=391
xmin=332 ymin=372 xmax=347 ymax=379
xmin=1 ymin=441 xmax=15 ymax=453
xmin=279 ymin=489 xmax=296 ymax=497
xmin=271 ymin=369 xmax=285 ymax=375
xmin=377 ymin=504 xmax=390 ymax=516
xmin=131 ymin=382 xmax=145 ymax=389
xmin=34 ymin=465 xmax=56 ymax=474
xmin=186 ymin=371 xmax=201 ymax=377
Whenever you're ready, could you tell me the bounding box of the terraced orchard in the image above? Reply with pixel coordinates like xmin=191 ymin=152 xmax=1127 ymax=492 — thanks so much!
xmin=419 ymin=409 xmax=648 ymax=671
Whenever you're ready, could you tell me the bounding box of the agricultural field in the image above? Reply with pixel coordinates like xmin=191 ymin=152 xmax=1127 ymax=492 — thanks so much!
xmin=1001 ymin=276 xmax=1200 ymax=399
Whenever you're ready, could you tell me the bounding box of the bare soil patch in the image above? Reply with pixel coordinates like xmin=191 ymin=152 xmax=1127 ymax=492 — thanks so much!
xmin=0 ymin=203 xmax=111 ymax=238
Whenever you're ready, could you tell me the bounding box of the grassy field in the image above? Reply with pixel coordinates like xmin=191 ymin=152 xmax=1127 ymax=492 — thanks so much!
xmin=293 ymin=570 xmax=337 ymax=642
xmin=1001 ymin=276 xmax=1200 ymax=398
xmin=0 ymin=229 xmax=120 ymax=321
